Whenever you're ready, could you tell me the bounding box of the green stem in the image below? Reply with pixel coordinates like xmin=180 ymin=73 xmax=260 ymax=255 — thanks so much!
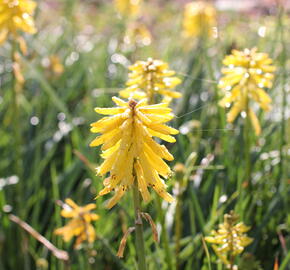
xmin=11 ymin=40 xmax=23 ymax=208
xmin=228 ymin=218 xmax=235 ymax=270
xmin=10 ymin=39 xmax=26 ymax=269
xmin=83 ymin=221 xmax=93 ymax=270
xmin=156 ymin=197 xmax=173 ymax=270
xmin=244 ymin=97 xmax=252 ymax=191
xmin=229 ymin=254 xmax=235 ymax=270
xmin=236 ymin=95 xmax=252 ymax=218
xmin=175 ymin=191 xmax=182 ymax=270
xmin=133 ymin=182 xmax=147 ymax=270
xmin=277 ymin=5 xmax=287 ymax=193
xmin=202 ymin=40 xmax=225 ymax=129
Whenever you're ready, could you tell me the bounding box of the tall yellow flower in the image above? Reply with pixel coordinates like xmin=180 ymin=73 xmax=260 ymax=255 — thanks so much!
xmin=0 ymin=0 xmax=37 ymax=44
xmin=219 ymin=48 xmax=276 ymax=135
xmin=205 ymin=211 xmax=253 ymax=267
xmin=183 ymin=1 xmax=216 ymax=38
xmin=54 ymin=198 xmax=99 ymax=249
xmin=114 ymin=0 xmax=141 ymax=17
xmin=90 ymin=97 xmax=178 ymax=208
xmin=119 ymin=58 xmax=181 ymax=103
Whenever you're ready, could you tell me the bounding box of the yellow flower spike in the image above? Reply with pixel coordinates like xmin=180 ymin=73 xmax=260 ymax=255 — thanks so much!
xmin=205 ymin=211 xmax=253 ymax=267
xmin=119 ymin=58 xmax=182 ymax=103
xmin=54 ymin=199 xmax=99 ymax=249
xmin=114 ymin=0 xmax=142 ymax=17
xmin=0 ymin=0 xmax=37 ymax=44
xmin=183 ymin=1 xmax=216 ymax=38
xmin=90 ymin=97 xmax=178 ymax=208
xmin=219 ymin=48 xmax=276 ymax=136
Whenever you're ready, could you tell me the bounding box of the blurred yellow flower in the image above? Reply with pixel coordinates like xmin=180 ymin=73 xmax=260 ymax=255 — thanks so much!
xmin=90 ymin=97 xmax=178 ymax=208
xmin=114 ymin=0 xmax=141 ymax=17
xmin=123 ymin=22 xmax=151 ymax=47
xmin=119 ymin=58 xmax=181 ymax=103
xmin=12 ymin=51 xmax=24 ymax=85
xmin=54 ymin=198 xmax=99 ymax=249
xmin=205 ymin=211 xmax=253 ymax=266
xmin=0 ymin=0 xmax=37 ymax=44
xmin=219 ymin=48 xmax=276 ymax=135
xmin=183 ymin=1 xmax=216 ymax=38
xmin=49 ymin=55 xmax=64 ymax=75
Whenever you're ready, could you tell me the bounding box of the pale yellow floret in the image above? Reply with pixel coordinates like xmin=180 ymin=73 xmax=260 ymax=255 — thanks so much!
xmin=147 ymin=129 xmax=176 ymax=143
xmin=148 ymin=123 xmax=179 ymax=135
xmin=89 ymin=128 xmax=121 ymax=147
xmin=134 ymin=160 xmax=151 ymax=202
xmin=248 ymin=108 xmax=261 ymax=136
xmin=90 ymin=115 xmax=125 ymax=134
xmin=139 ymin=152 xmax=174 ymax=202
xmin=112 ymin=96 xmax=128 ymax=106
xmin=94 ymin=107 xmax=126 ymax=115
xmin=144 ymin=136 xmax=174 ymax=161
xmin=143 ymin=144 xmax=171 ymax=178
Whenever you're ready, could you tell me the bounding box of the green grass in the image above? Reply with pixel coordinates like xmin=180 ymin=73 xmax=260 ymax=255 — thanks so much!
xmin=0 ymin=1 xmax=289 ymax=270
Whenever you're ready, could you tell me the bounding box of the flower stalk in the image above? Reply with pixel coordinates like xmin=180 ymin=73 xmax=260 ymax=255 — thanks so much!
xmin=244 ymin=95 xmax=252 ymax=190
xmin=10 ymin=39 xmax=24 ymax=212
xmin=173 ymin=163 xmax=187 ymax=270
xmin=133 ymin=180 xmax=147 ymax=270
xmin=156 ymin=196 xmax=173 ymax=270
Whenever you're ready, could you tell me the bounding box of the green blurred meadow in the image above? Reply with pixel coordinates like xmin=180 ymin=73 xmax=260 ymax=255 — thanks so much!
xmin=0 ymin=0 xmax=289 ymax=269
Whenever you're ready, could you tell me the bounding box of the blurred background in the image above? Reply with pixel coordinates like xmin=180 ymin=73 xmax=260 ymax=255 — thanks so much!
xmin=0 ymin=0 xmax=289 ymax=269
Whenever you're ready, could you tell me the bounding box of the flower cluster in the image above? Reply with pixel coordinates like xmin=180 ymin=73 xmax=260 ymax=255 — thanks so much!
xmin=0 ymin=0 xmax=37 ymax=44
xmin=119 ymin=58 xmax=181 ymax=103
xmin=183 ymin=1 xmax=216 ymax=38
xmin=219 ymin=48 xmax=276 ymax=135
xmin=205 ymin=211 xmax=253 ymax=266
xmin=114 ymin=0 xmax=142 ymax=17
xmin=90 ymin=97 xmax=178 ymax=208
xmin=54 ymin=199 xmax=99 ymax=249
